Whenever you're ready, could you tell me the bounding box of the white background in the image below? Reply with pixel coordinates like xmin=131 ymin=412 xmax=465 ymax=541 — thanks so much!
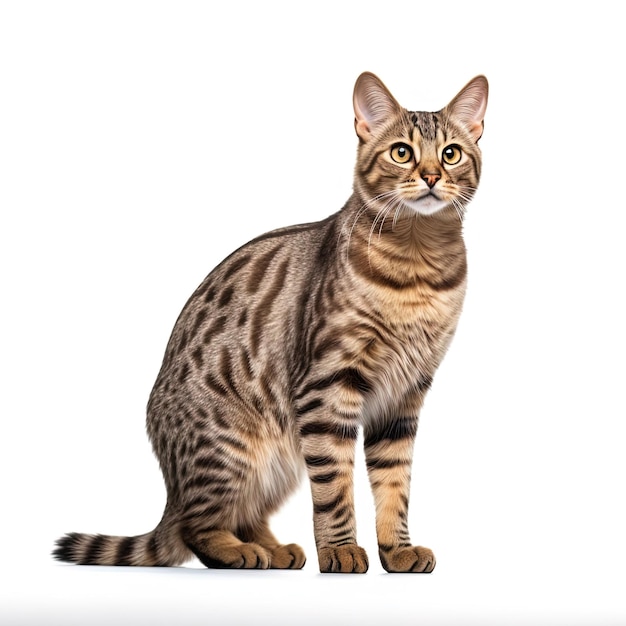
xmin=1 ymin=2 xmax=625 ymax=625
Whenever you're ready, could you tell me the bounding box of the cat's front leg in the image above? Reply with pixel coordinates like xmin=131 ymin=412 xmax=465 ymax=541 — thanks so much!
xmin=297 ymin=398 xmax=368 ymax=573
xmin=364 ymin=413 xmax=436 ymax=573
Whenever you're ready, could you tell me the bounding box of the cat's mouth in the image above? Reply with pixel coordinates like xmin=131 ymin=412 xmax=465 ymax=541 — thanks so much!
xmin=401 ymin=191 xmax=450 ymax=216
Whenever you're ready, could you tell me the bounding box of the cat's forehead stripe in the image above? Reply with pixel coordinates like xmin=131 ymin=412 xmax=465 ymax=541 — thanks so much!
xmin=409 ymin=111 xmax=439 ymax=141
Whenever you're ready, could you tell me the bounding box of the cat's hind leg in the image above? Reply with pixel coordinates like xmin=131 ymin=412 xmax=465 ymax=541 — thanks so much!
xmin=179 ymin=456 xmax=305 ymax=569
xmin=238 ymin=521 xmax=306 ymax=570
xmin=178 ymin=405 xmax=305 ymax=570
xmin=183 ymin=528 xmax=272 ymax=570
xmin=182 ymin=525 xmax=305 ymax=570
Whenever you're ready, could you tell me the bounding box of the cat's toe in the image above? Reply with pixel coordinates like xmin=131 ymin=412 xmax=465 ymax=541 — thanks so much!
xmin=270 ymin=543 xmax=306 ymax=569
xmin=208 ymin=543 xmax=272 ymax=569
xmin=379 ymin=545 xmax=435 ymax=573
xmin=318 ymin=545 xmax=369 ymax=573
xmin=240 ymin=543 xmax=272 ymax=569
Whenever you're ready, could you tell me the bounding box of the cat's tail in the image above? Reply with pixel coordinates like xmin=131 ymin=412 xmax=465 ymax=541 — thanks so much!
xmin=52 ymin=515 xmax=191 ymax=566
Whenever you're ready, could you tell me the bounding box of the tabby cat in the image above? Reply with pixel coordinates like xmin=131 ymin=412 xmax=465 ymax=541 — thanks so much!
xmin=54 ymin=72 xmax=488 ymax=573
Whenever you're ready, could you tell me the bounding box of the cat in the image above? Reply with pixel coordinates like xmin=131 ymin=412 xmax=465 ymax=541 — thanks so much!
xmin=54 ymin=71 xmax=488 ymax=573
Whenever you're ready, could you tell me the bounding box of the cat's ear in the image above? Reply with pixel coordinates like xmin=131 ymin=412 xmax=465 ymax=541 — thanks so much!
xmin=353 ymin=72 xmax=403 ymax=141
xmin=445 ymin=75 xmax=489 ymax=142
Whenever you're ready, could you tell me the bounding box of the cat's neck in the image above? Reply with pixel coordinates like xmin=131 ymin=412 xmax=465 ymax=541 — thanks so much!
xmin=337 ymin=193 xmax=466 ymax=292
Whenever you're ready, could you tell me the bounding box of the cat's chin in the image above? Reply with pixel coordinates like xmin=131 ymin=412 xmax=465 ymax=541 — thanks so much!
xmin=401 ymin=196 xmax=450 ymax=217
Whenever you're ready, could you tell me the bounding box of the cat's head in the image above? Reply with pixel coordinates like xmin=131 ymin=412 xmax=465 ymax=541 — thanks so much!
xmin=353 ymin=72 xmax=488 ymax=220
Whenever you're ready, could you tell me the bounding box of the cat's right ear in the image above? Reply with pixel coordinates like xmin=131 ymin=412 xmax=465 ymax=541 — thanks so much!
xmin=353 ymin=72 xmax=403 ymax=142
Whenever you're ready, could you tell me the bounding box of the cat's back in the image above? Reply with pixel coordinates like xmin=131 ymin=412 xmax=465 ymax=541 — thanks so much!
xmin=148 ymin=214 xmax=339 ymax=408
xmin=188 ymin=213 xmax=337 ymax=338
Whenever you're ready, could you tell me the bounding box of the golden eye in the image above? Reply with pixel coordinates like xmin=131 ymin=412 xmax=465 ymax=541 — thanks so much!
xmin=390 ymin=143 xmax=413 ymax=164
xmin=442 ymin=144 xmax=462 ymax=166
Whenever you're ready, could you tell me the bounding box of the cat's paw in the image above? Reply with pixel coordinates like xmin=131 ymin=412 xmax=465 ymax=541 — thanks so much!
xmin=203 ymin=542 xmax=272 ymax=569
xmin=379 ymin=545 xmax=436 ymax=573
xmin=270 ymin=543 xmax=306 ymax=569
xmin=318 ymin=545 xmax=369 ymax=573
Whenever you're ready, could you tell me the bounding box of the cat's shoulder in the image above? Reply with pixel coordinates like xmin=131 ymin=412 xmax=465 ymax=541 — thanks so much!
xmin=247 ymin=214 xmax=337 ymax=249
xmin=199 ymin=213 xmax=339 ymax=291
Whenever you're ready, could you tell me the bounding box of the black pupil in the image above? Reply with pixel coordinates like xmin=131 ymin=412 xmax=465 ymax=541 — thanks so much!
xmin=398 ymin=147 xmax=407 ymax=158
xmin=445 ymin=148 xmax=454 ymax=159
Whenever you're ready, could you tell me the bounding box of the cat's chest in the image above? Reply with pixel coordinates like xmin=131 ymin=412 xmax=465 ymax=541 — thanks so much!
xmin=352 ymin=281 xmax=466 ymax=411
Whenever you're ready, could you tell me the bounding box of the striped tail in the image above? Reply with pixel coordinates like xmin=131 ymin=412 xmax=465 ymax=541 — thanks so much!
xmin=52 ymin=526 xmax=190 ymax=567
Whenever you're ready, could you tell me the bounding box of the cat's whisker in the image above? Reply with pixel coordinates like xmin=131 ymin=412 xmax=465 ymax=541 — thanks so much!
xmin=451 ymin=200 xmax=464 ymax=225
xmin=343 ymin=190 xmax=399 ymax=262
xmin=375 ymin=194 xmax=400 ymax=238
xmin=375 ymin=206 xmax=392 ymax=241
xmin=358 ymin=191 xmax=400 ymax=258
xmin=343 ymin=205 xmax=369 ymax=259
xmin=343 ymin=205 xmax=373 ymax=263
xmin=380 ymin=195 xmax=406 ymax=238
xmin=368 ymin=209 xmax=386 ymax=266
xmin=368 ymin=192 xmax=401 ymax=261
xmin=455 ymin=185 xmax=477 ymax=204
xmin=454 ymin=194 xmax=472 ymax=206
xmin=391 ymin=201 xmax=405 ymax=231
xmin=445 ymin=185 xmax=478 ymax=223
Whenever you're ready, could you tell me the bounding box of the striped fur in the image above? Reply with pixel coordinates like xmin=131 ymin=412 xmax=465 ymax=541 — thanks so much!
xmin=54 ymin=72 xmax=488 ymax=573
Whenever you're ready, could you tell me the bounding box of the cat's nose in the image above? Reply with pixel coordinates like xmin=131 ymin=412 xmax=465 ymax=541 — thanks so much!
xmin=422 ymin=172 xmax=441 ymax=188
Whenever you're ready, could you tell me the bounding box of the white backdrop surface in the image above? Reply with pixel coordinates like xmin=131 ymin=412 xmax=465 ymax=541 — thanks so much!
xmin=1 ymin=2 xmax=625 ymax=625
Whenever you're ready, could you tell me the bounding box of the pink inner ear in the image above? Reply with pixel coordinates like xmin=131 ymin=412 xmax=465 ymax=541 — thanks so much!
xmin=455 ymin=77 xmax=488 ymax=142
xmin=470 ymin=120 xmax=484 ymax=142
xmin=352 ymin=72 xmax=403 ymax=141
xmin=355 ymin=119 xmax=371 ymax=140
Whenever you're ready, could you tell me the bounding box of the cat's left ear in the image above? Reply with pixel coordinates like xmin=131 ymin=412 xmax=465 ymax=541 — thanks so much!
xmin=445 ymin=75 xmax=489 ymax=142
xmin=353 ymin=72 xmax=403 ymax=141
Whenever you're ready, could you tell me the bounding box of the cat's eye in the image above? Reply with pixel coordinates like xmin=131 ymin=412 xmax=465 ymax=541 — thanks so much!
xmin=442 ymin=144 xmax=462 ymax=166
xmin=390 ymin=143 xmax=413 ymax=164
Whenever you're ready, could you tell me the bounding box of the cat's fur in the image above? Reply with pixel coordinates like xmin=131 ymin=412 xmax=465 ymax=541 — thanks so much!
xmin=54 ymin=72 xmax=488 ymax=573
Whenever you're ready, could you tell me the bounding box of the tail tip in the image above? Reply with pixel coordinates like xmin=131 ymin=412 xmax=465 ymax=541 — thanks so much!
xmin=52 ymin=532 xmax=84 ymax=564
